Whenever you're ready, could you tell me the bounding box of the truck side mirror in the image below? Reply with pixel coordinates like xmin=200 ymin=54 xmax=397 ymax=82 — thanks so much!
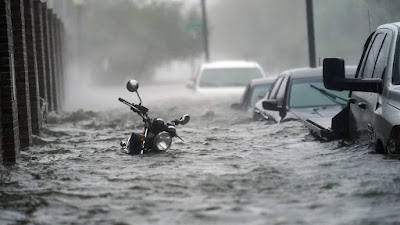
xmin=323 ymin=58 xmax=383 ymax=93
xmin=262 ymin=99 xmax=280 ymax=111
xmin=323 ymin=58 xmax=345 ymax=90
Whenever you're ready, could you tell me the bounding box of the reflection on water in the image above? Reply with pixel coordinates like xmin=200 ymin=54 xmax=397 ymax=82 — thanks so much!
xmin=1 ymin=85 xmax=400 ymax=225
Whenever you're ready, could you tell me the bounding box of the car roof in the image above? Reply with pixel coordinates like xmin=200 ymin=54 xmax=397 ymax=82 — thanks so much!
xmin=379 ymin=22 xmax=400 ymax=31
xmin=201 ymin=60 xmax=262 ymax=69
xmin=281 ymin=66 xmax=357 ymax=79
xmin=249 ymin=77 xmax=277 ymax=86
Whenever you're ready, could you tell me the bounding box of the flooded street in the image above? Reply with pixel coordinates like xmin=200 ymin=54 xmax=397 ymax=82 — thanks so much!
xmin=1 ymin=84 xmax=400 ymax=225
xmin=2 ymin=0 xmax=400 ymax=224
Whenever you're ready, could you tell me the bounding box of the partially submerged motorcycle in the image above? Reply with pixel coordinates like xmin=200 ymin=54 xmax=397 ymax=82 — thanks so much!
xmin=119 ymin=80 xmax=190 ymax=154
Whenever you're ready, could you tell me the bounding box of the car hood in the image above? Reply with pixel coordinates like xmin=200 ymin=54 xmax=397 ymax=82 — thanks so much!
xmin=254 ymin=100 xmax=343 ymax=121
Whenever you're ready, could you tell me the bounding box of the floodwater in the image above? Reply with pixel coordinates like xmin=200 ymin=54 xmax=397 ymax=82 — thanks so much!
xmin=1 ymin=84 xmax=400 ymax=225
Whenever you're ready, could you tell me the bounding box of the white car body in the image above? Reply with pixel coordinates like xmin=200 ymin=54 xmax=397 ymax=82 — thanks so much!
xmin=193 ymin=61 xmax=266 ymax=96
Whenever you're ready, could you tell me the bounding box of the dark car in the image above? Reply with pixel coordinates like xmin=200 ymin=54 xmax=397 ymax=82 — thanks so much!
xmin=231 ymin=77 xmax=276 ymax=112
xmin=253 ymin=67 xmax=357 ymax=122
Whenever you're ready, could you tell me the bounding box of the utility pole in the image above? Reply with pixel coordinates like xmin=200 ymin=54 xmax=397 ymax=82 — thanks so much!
xmin=201 ymin=0 xmax=210 ymax=62
xmin=306 ymin=0 xmax=316 ymax=68
xmin=73 ymin=0 xmax=85 ymax=73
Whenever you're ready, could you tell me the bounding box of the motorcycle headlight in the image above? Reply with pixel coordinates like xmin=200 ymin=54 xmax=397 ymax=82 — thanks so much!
xmin=154 ymin=131 xmax=172 ymax=151
xmin=387 ymin=126 xmax=400 ymax=154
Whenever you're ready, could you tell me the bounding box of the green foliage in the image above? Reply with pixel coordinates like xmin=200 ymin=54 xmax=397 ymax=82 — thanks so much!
xmin=82 ymin=0 xmax=202 ymax=84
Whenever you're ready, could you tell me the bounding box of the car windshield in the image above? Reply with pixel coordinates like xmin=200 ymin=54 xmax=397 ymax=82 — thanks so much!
xmin=250 ymin=84 xmax=271 ymax=107
xmin=289 ymin=79 xmax=349 ymax=108
xmin=199 ymin=68 xmax=263 ymax=87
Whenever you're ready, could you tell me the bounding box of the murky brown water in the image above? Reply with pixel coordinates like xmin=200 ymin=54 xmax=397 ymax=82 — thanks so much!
xmin=1 ymin=84 xmax=400 ymax=225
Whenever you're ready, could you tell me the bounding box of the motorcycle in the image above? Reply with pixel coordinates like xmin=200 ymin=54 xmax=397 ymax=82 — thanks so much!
xmin=119 ymin=80 xmax=190 ymax=155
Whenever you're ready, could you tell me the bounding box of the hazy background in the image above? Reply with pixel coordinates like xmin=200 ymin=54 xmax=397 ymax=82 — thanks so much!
xmin=55 ymin=0 xmax=400 ymax=110
xmin=209 ymin=0 xmax=400 ymax=74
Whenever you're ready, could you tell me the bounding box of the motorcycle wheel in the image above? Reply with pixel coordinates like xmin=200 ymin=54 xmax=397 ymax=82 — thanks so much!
xmin=128 ymin=133 xmax=143 ymax=155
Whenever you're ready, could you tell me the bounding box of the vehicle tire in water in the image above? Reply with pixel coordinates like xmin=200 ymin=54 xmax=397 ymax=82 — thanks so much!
xmin=128 ymin=133 xmax=142 ymax=154
xmin=253 ymin=112 xmax=264 ymax=121
xmin=375 ymin=140 xmax=386 ymax=154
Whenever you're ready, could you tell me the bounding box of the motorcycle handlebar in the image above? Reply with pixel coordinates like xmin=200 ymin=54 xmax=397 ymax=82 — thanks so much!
xmin=118 ymin=98 xmax=149 ymax=115
xmin=119 ymin=97 xmax=139 ymax=112
xmin=118 ymin=98 xmax=131 ymax=106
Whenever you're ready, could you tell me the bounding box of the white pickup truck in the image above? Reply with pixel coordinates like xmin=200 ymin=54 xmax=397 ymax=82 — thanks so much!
xmin=306 ymin=22 xmax=400 ymax=155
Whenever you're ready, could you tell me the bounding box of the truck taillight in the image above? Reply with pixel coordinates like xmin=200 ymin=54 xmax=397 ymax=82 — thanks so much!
xmin=387 ymin=126 xmax=400 ymax=154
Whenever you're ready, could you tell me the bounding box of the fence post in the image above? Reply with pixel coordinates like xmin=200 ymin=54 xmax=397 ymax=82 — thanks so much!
xmin=33 ymin=0 xmax=47 ymax=119
xmin=49 ymin=12 xmax=58 ymax=112
xmin=59 ymin=20 xmax=65 ymax=106
xmin=54 ymin=17 xmax=63 ymax=110
xmin=11 ymin=0 xmax=32 ymax=150
xmin=0 ymin=0 xmax=20 ymax=163
xmin=41 ymin=2 xmax=53 ymax=112
xmin=23 ymin=0 xmax=40 ymax=135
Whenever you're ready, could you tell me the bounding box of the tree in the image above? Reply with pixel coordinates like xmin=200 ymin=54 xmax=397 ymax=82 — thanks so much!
xmin=81 ymin=0 xmax=202 ymax=84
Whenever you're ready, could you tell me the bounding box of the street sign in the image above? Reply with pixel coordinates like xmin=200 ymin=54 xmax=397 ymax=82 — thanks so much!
xmin=185 ymin=23 xmax=203 ymax=32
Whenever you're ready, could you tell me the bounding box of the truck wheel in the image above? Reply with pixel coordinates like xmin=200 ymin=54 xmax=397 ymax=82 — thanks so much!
xmin=253 ymin=112 xmax=264 ymax=121
xmin=375 ymin=140 xmax=386 ymax=155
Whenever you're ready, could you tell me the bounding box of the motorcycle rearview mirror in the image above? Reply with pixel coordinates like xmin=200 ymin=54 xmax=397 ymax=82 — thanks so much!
xmin=127 ymin=79 xmax=143 ymax=105
xmin=179 ymin=114 xmax=190 ymax=125
xmin=127 ymin=80 xmax=139 ymax=92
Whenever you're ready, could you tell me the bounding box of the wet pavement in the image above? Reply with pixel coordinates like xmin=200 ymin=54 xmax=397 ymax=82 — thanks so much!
xmin=1 ymin=84 xmax=400 ymax=225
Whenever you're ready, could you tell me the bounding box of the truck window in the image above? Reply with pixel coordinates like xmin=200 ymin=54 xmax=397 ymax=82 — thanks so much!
xmin=268 ymin=76 xmax=283 ymax=99
xmin=373 ymin=33 xmax=391 ymax=79
xmin=276 ymin=76 xmax=288 ymax=107
xmin=361 ymin=33 xmax=385 ymax=78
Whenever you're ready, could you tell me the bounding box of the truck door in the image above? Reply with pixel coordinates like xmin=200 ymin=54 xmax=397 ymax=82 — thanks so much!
xmin=349 ymin=30 xmax=392 ymax=141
